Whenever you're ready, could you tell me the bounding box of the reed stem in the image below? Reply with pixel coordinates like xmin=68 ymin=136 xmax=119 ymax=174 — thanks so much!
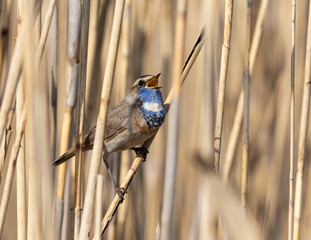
xmin=288 ymin=0 xmax=296 ymax=239
xmin=94 ymin=174 xmax=104 ymax=240
xmin=74 ymin=0 xmax=90 ymax=237
xmin=160 ymin=0 xmax=187 ymax=239
xmin=214 ymin=0 xmax=234 ymax=173
xmin=241 ymin=0 xmax=252 ymax=209
xmin=35 ymin=0 xmax=56 ymax=65
xmin=78 ymin=0 xmax=126 ymax=239
xmin=99 ymin=28 xmax=206 ymax=237
xmin=222 ymin=0 xmax=269 ymax=181
xmin=16 ymin=1 xmax=26 ymax=239
xmin=55 ymin=0 xmax=81 ymax=237
xmin=0 ymin=105 xmax=27 ymax=237
xmin=293 ymin=1 xmax=311 ymax=239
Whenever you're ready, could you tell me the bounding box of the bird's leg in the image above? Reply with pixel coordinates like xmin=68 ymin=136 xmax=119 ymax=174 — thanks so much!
xmin=102 ymin=153 xmax=126 ymax=201
xmin=130 ymin=147 xmax=149 ymax=161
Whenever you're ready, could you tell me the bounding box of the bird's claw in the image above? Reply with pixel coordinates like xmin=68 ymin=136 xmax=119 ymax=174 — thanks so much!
xmin=130 ymin=147 xmax=149 ymax=161
xmin=114 ymin=185 xmax=127 ymax=202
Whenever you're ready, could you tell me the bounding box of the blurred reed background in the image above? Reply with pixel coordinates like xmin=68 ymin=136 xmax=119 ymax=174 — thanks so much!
xmin=0 ymin=0 xmax=310 ymax=239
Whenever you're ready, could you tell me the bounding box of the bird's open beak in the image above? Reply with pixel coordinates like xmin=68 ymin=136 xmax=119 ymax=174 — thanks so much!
xmin=146 ymin=73 xmax=161 ymax=88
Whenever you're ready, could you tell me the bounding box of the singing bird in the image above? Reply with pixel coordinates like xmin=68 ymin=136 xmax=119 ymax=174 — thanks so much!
xmin=53 ymin=74 xmax=165 ymax=194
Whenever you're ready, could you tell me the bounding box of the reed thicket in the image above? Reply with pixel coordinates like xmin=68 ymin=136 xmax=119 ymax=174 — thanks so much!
xmin=0 ymin=0 xmax=311 ymax=240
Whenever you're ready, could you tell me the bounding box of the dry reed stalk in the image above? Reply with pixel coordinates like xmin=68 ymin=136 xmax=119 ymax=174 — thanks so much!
xmin=16 ymin=1 xmax=26 ymax=239
xmin=55 ymin=108 xmax=72 ymax=237
xmin=86 ymin=0 xmax=99 ymax=92
xmin=222 ymin=0 xmax=269 ymax=181
xmin=16 ymin=86 xmax=26 ymax=240
xmin=0 ymin=0 xmax=12 ymax=94
xmin=0 ymin=0 xmax=11 ymax=183
xmin=0 ymin=21 xmax=22 ymax=180
xmin=222 ymin=93 xmax=243 ymax=182
xmin=22 ymin=4 xmax=40 ymax=239
xmin=50 ymin=5 xmax=58 ymax=165
xmin=94 ymin=174 xmax=104 ymax=240
xmin=289 ymin=1 xmax=296 ymax=240
xmin=61 ymin=161 xmax=72 ymax=240
xmin=249 ymin=0 xmax=269 ymax=73
xmin=0 ymin=25 xmax=8 ymax=96
xmin=160 ymin=0 xmax=187 ymax=239
xmin=34 ymin=7 xmax=41 ymax=47
xmin=35 ymin=0 xmax=56 ymax=65
xmin=2 ymin=0 xmax=56 ymax=165
xmin=3 ymin=98 xmax=15 ymax=158
xmin=54 ymin=0 xmax=81 ymax=237
xmin=1 ymin=0 xmax=55 ymax=181
xmin=0 ymin=22 xmax=9 ymax=180
xmin=0 ymin=105 xmax=27 ymax=237
xmin=118 ymin=0 xmax=131 ymax=100
xmin=0 ymin=5 xmax=17 ymax=163
xmin=200 ymin=0 xmax=216 ymax=161
xmin=116 ymin=0 xmax=131 ymax=234
xmin=0 ymin=136 xmax=4 ymax=184
xmin=241 ymin=0 xmax=252 ymax=209
xmin=214 ymin=0 xmax=234 ymax=173
xmin=23 ymin=3 xmax=40 ymax=238
xmin=74 ymin=0 xmax=90 ymax=237
xmin=78 ymin=0 xmax=126 ymax=239
xmin=99 ymin=28 xmax=206 ymax=237
xmin=293 ymin=1 xmax=311 ymax=239
xmin=36 ymin=5 xmax=56 ymax=239
xmin=0 ymin=26 xmax=23 ymax=156
xmin=25 ymin=1 xmax=54 ymax=238
xmin=198 ymin=0 xmax=217 ymax=238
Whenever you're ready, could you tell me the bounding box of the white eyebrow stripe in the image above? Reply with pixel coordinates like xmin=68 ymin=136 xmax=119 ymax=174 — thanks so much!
xmin=142 ymin=102 xmax=164 ymax=112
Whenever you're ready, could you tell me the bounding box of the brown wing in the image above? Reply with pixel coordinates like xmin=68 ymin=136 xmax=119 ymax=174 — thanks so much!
xmin=82 ymin=102 xmax=133 ymax=147
xmin=53 ymin=102 xmax=134 ymax=166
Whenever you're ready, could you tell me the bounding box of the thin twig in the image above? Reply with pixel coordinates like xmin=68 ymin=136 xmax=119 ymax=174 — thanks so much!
xmin=288 ymin=0 xmax=296 ymax=240
xmin=214 ymin=0 xmax=234 ymax=173
xmin=293 ymin=1 xmax=311 ymax=239
xmin=78 ymin=0 xmax=126 ymax=239
xmin=99 ymin=28 xmax=206 ymax=238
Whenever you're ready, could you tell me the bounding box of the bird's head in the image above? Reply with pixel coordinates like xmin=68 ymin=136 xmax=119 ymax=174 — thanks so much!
xmin=129 ymin=73 xmax=161 ymax=94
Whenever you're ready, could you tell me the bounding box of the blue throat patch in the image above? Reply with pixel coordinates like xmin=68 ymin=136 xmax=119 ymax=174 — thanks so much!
xmin=138 ymin=88 xmax=166 ymax=129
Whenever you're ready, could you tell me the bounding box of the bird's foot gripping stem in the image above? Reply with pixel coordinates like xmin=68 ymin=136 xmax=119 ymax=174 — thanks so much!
xmin=130 ymin=147 xmax=149 ymax=161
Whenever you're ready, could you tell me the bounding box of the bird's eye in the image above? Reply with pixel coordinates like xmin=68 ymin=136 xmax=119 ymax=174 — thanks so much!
xmin=138 ymin=80 xmax=144 ymax=86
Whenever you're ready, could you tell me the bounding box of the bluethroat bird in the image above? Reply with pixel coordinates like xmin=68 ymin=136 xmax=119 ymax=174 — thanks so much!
xmin=53 ymin=74 xmax=165 ymax=196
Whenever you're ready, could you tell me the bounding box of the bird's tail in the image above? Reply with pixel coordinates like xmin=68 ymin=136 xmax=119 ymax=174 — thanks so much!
xmin=52 ymin=147 xmax=77 ymax=166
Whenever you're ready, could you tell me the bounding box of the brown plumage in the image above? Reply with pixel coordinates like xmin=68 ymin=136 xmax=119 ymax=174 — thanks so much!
xmin=53 ymin=74 xmax=164 ymax=167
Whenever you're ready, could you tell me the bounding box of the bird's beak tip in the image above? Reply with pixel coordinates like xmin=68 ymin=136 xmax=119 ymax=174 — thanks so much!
xmin=146 ymin=73 xmax=161 ymax=88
